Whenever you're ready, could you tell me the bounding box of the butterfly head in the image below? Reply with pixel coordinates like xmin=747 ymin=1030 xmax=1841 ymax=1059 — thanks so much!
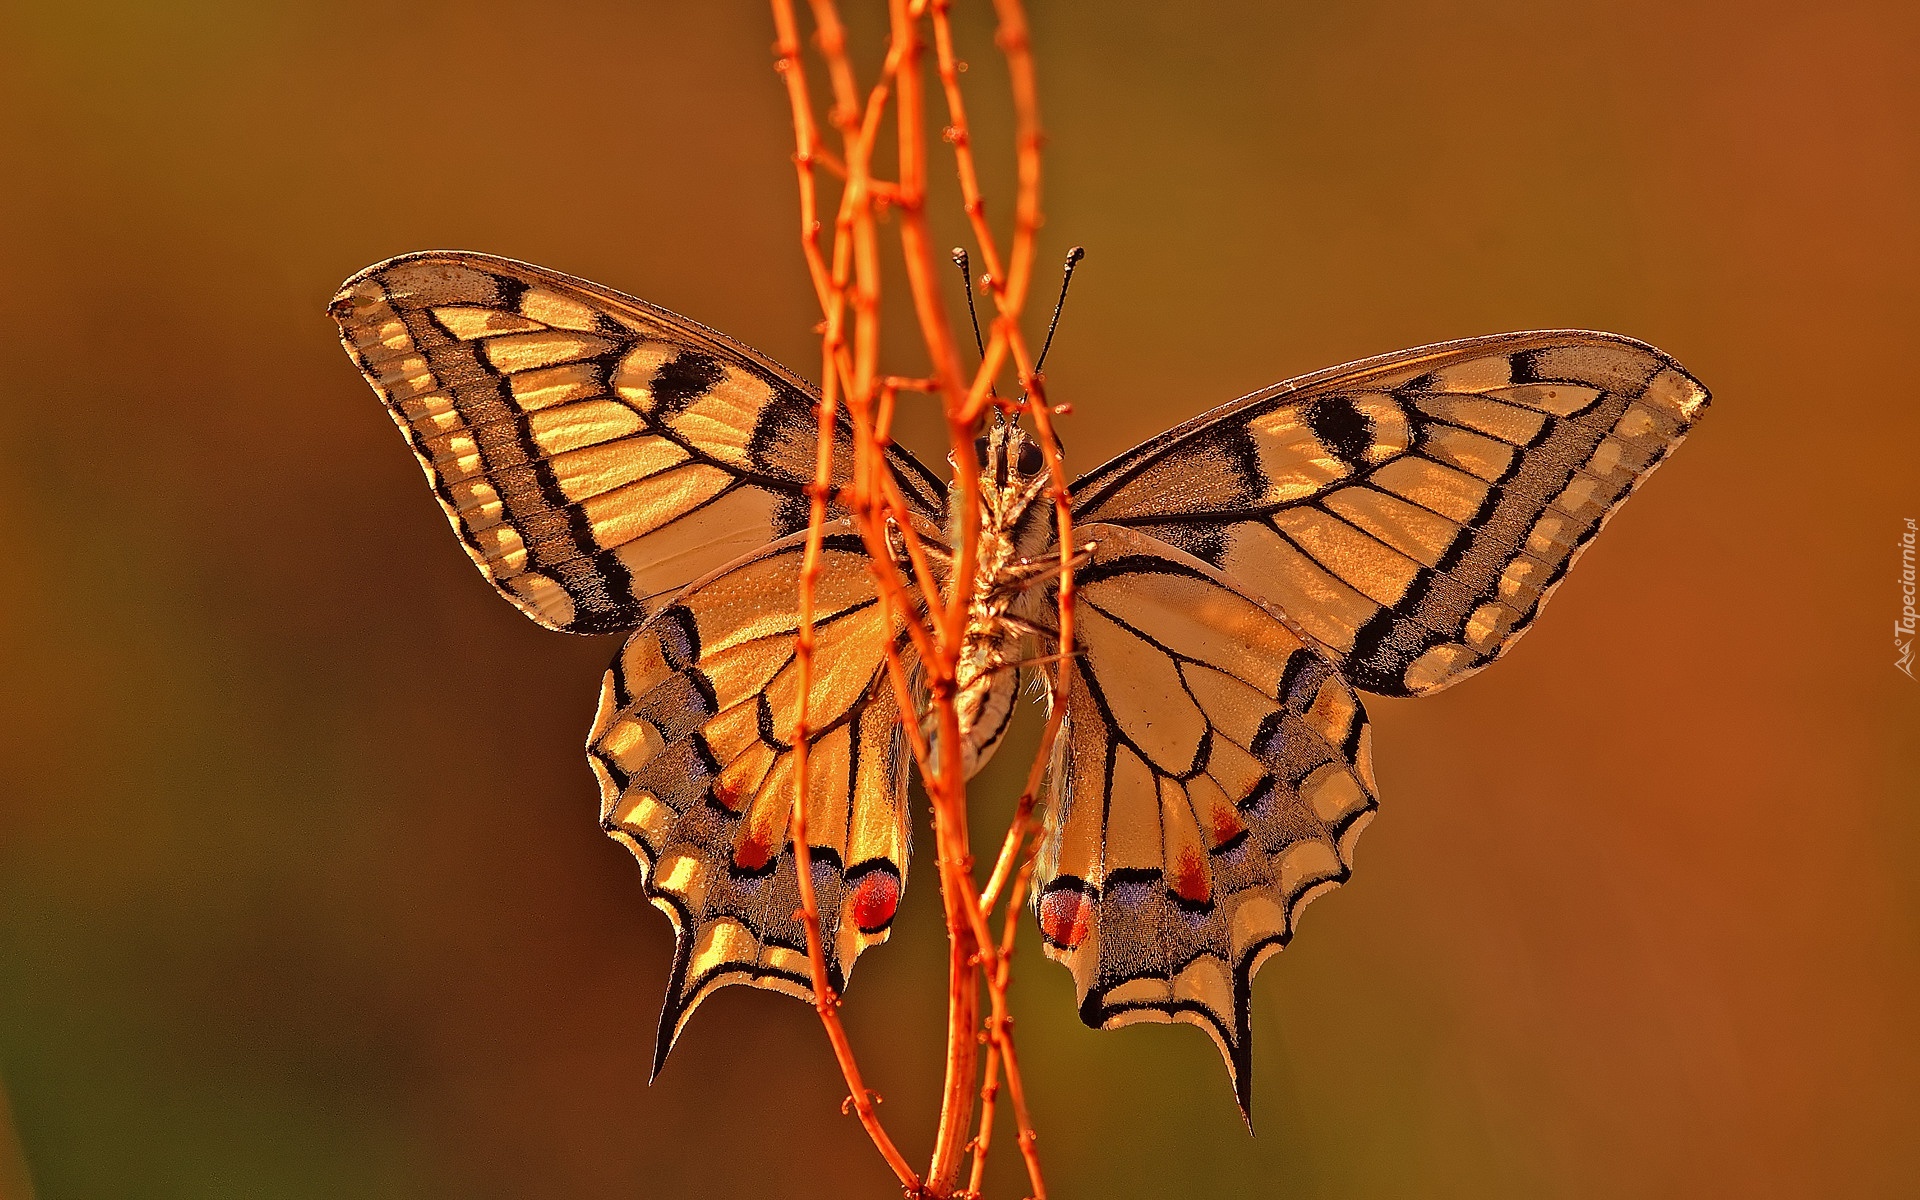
xmin=960 ymin=411 xmax=1055 ymax=547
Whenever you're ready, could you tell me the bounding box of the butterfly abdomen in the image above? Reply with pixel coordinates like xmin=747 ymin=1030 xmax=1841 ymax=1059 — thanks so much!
xmin=933 ymin=521 xmax=1036 ymax=780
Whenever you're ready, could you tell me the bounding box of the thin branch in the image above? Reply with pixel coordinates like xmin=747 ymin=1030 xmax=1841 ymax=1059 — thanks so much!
xmin=770 ymin=3 xmax=1061 ymax=1195
xmin=770 ymin=3 xmax=920 ymax=1191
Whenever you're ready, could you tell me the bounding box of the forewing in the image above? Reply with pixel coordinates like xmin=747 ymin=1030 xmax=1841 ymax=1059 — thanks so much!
xmin=588 ymin=531 xmax=920 ymax=1075
xmin=331 ymin=252 xmax=945 ymax=633
xmin=1070 ymin=332 xmax=1709 ymax=694
xmin=1033 ymin=525 xmax=1376 ymax=1118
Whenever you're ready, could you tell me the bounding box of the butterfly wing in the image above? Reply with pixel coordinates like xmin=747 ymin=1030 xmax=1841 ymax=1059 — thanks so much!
xmin=589 ymin=529 xmax=922 ymax=1075
xmin=1069 ymin=331 xmax=1708 ymax=695
xmin=1033 ymin=524 xmax=1376 ymax=1118
xmin=331 ymin=252 xmax=946 ymax=633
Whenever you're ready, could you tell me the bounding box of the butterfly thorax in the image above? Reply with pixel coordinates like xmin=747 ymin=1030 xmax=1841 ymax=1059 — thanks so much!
xmin=935 ymin=420 xmax=1056 ymax=779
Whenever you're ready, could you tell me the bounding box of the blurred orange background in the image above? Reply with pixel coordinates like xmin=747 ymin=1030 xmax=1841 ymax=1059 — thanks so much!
xmin=3 ymin=2 xmax=1916 ymax=1197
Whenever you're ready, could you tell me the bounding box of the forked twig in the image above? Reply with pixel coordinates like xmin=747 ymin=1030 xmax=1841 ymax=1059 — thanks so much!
xmin=772 ymin=4 xmax=921 ymax=1192
xmin=773 ymin=3 xmax=1062 ymax=1195
xmin=967 ymin=842 xmax=1043 ymax=1199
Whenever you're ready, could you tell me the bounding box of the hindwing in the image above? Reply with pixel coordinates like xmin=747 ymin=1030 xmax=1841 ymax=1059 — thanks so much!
xmin=331 ymin=252 xmax=945 ymax=633
xmin=588 ymin=531 xmax=922 ymax=1073
xmin=1069 ymin=331 xmax=1709 ymax=695
xmin=1034 ymin=525 xmax=1377 ymax=1117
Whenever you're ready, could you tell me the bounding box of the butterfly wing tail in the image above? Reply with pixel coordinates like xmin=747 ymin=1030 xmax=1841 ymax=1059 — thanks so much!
xmin=588 ymin=533 xmax=916 ymax=1074
xmin=1033 ymin=526 xmax=1377 ymax=1122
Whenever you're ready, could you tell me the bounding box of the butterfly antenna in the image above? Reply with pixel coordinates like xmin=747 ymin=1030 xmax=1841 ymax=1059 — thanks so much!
xmin=951 ymin=247 xmax=988 ymax=359
xmin=953 ymin=246 xmax=999 ymax=412
xmin=1033 ymin=245 xmax=1086 ymax=377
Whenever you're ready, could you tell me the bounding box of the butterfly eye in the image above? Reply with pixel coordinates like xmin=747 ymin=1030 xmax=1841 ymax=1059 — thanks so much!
xmin=973 ymin=433 xmax=991 ymax=466
xmin=1016 ymin=442 xmax=1044 ymax=476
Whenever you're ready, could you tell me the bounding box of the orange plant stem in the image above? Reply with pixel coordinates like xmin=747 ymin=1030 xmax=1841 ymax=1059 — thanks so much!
xmin=770 ymin=3 xmax=921 ymax=1192
xmin=989 ymin=0 xmax=1044 ymax=315
xmin=967 ymin=841 xmax=1044 ymax=1199
xmin=922 ymin=3 xmax=1063 ymax=1192
xmin=929 ymin=9 xmax=1067 ymax=1188
xmin=772 ymin=2 xmax=835 ymax=313
xmin=773 ymin=2 xmax=1068 ymax=1194
xmin=882 ymin=7 xmax=988 ymax=1186
xmin=977 ymin=695 xmax=1062 ymax=916
xmin=928 ymin=0 xmax=1007 ymax=287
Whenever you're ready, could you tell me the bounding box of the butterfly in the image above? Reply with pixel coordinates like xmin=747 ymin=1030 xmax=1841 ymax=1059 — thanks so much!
xmin=331 ymin=251 xmax=1708 ymax=1116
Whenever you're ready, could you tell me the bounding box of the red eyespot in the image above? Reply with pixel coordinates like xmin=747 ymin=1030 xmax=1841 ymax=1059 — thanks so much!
xmin=712 ymin=780 xmax=746 ymax=812
xmin=1206 ymin=801 xmax=1246 ymax=848
xmin=1171 ymin=849 xmax=1210 ymax=906
xmin=733 ymin=828 xmax=773 ymax=873
xmin=850 ymin=871 xmax=900 ymax=932
xmin=1039 ymin=887 xmax=1092 ymax=949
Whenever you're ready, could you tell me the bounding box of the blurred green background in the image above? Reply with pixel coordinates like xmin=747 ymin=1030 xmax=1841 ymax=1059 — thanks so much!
xmin=3 ymin=2 xmax=1916 ymax=1197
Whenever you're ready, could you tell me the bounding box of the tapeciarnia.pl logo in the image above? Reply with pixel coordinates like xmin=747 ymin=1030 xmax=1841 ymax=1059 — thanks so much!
xmin=1899 ymin=517 xmax=1917 ymax=679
